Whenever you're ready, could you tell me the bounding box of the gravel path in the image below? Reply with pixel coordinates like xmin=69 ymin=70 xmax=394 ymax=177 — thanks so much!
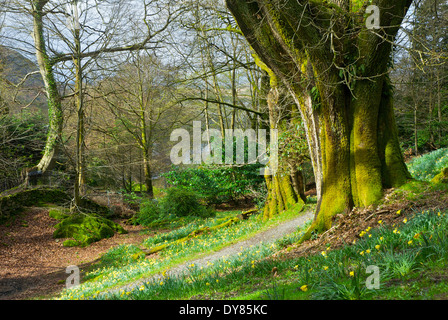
xmin=105 ymin=210 xmax=314 ymax=297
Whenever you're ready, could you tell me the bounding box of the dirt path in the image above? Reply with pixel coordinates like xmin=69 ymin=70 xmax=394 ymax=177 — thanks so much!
xmin=103 ymin=210 xmax=314 ymax=298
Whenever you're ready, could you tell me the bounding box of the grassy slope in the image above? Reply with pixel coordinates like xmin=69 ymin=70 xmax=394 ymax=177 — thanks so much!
xmin=55 ymin=149 xmax=448 ymax=300
xmin=54 ymin=203 xmax=311 ymax=300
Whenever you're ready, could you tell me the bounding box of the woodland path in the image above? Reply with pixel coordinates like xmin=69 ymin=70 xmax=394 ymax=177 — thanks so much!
xmin=103 ymin=210 xmax=314 ymax=298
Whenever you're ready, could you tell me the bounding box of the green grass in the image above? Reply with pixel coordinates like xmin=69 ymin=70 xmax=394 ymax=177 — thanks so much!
xmin=55 ymin=202 xmax=310 ymax=300
xmin=407 ymin=148 xmax=448 ymax=182
xmin=76 ymin=207 xmax=448 ymax=301
xmin=52 ymin=147 xmax=448 ymax=301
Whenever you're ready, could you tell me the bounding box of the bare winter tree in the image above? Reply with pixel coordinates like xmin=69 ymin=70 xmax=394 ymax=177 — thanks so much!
xmin=2 ymin=0 xmax=183 ymax=205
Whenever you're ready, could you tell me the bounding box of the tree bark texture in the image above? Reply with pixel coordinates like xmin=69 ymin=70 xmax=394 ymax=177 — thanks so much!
xmin=255 ymin=57 xmax=305 ymax=220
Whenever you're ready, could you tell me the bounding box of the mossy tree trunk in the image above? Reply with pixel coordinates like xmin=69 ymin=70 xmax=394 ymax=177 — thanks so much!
xmin=30 ymin=0 xmax=63 ymax=180
xmin=255 ymin=59 xmax=305 ymax=220
xmin=226 ymin=0 xmax=412 ymax=234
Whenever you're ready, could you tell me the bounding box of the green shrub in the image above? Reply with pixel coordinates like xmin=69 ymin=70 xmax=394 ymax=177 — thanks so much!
xmin=134 ymin=200 xmax=161 ymax=226
xmin=162 ymin=165 xmax=266 ymax=205
xmin=133 ymin=187 xmax=215 ymax=226
xmin=159 ymin=187 xmax=215 ymax=218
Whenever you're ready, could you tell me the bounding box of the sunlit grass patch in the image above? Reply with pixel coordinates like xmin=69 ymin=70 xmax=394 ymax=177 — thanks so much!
xmin=55 ymin=204 xmax=310 ymax=300
xmin=407 ymin=148 xmax=448 ymax=182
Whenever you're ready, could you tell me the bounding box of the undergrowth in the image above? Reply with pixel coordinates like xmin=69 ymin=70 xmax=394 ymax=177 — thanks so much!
xmin=54 ymin=149 xmax=448 ymax=301
xmin=407 ymin=148 xmax=448 ymax=181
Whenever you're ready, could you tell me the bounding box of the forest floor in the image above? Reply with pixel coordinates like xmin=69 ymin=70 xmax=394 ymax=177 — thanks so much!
xmin=0 ymin=203 xmax=313 ymax=300
xmin=0 ymin=207 xmax=150 ymax=300
xmin=2 ymin=179 xmax=448 ymax=300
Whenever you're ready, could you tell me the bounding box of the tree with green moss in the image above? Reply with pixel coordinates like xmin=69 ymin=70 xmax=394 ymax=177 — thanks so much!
xmin=226 ymin=0 xmax=413 ymax=236
xmin=254 ymin=57 xmax=307 ymax=219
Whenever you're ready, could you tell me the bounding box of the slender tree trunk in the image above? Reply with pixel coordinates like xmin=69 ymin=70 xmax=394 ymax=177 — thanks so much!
xmin=143 ymin=149 xmax=154 ymax=199
xmin=30 ymin=0 xmax=63 ymax=180
xmin=73 ymin=14 xmax=86 ymax=207
xmin=256 ymin=61 xmax=305 ymax=220
xmin=414 ymin=102 xmax=419 ymax=156
xmin=437 ymin=71 xmax=442 ymax=146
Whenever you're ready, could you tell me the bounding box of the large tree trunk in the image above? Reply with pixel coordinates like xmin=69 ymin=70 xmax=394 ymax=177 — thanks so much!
xmin=226 ymin=0 xmax=412 ymax=234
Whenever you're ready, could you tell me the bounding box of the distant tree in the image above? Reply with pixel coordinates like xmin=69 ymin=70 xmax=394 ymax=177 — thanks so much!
xmin=2 ymin=0 xmax=182 ymax=205
xmin=93 ymin=53 xmax=180 ymax=198
xmin=393 ymin=0 xmax=448 ymax=154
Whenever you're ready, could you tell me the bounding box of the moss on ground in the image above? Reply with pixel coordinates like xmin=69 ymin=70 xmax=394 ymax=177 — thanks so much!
xmin=431 ymin=167 xmax=448 ymax=184
xmin=53 ymin=213 xmax=127 ymax=247
xmin=0 ymin=187 xmax=125 ymax=248
xmin=0 ymin=187 xmax=113 ymax=225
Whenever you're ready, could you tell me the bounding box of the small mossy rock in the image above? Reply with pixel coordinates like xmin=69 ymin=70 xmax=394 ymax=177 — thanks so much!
xmin=63 ymin=239 xmax=81 ymax=247
xmin=48 ymin=208 xmax=70 ymax=221
xmin=431 ymin=167 xmax=448 ymax=184
xmin=54 ymin=214 xmax=127 ymax=247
